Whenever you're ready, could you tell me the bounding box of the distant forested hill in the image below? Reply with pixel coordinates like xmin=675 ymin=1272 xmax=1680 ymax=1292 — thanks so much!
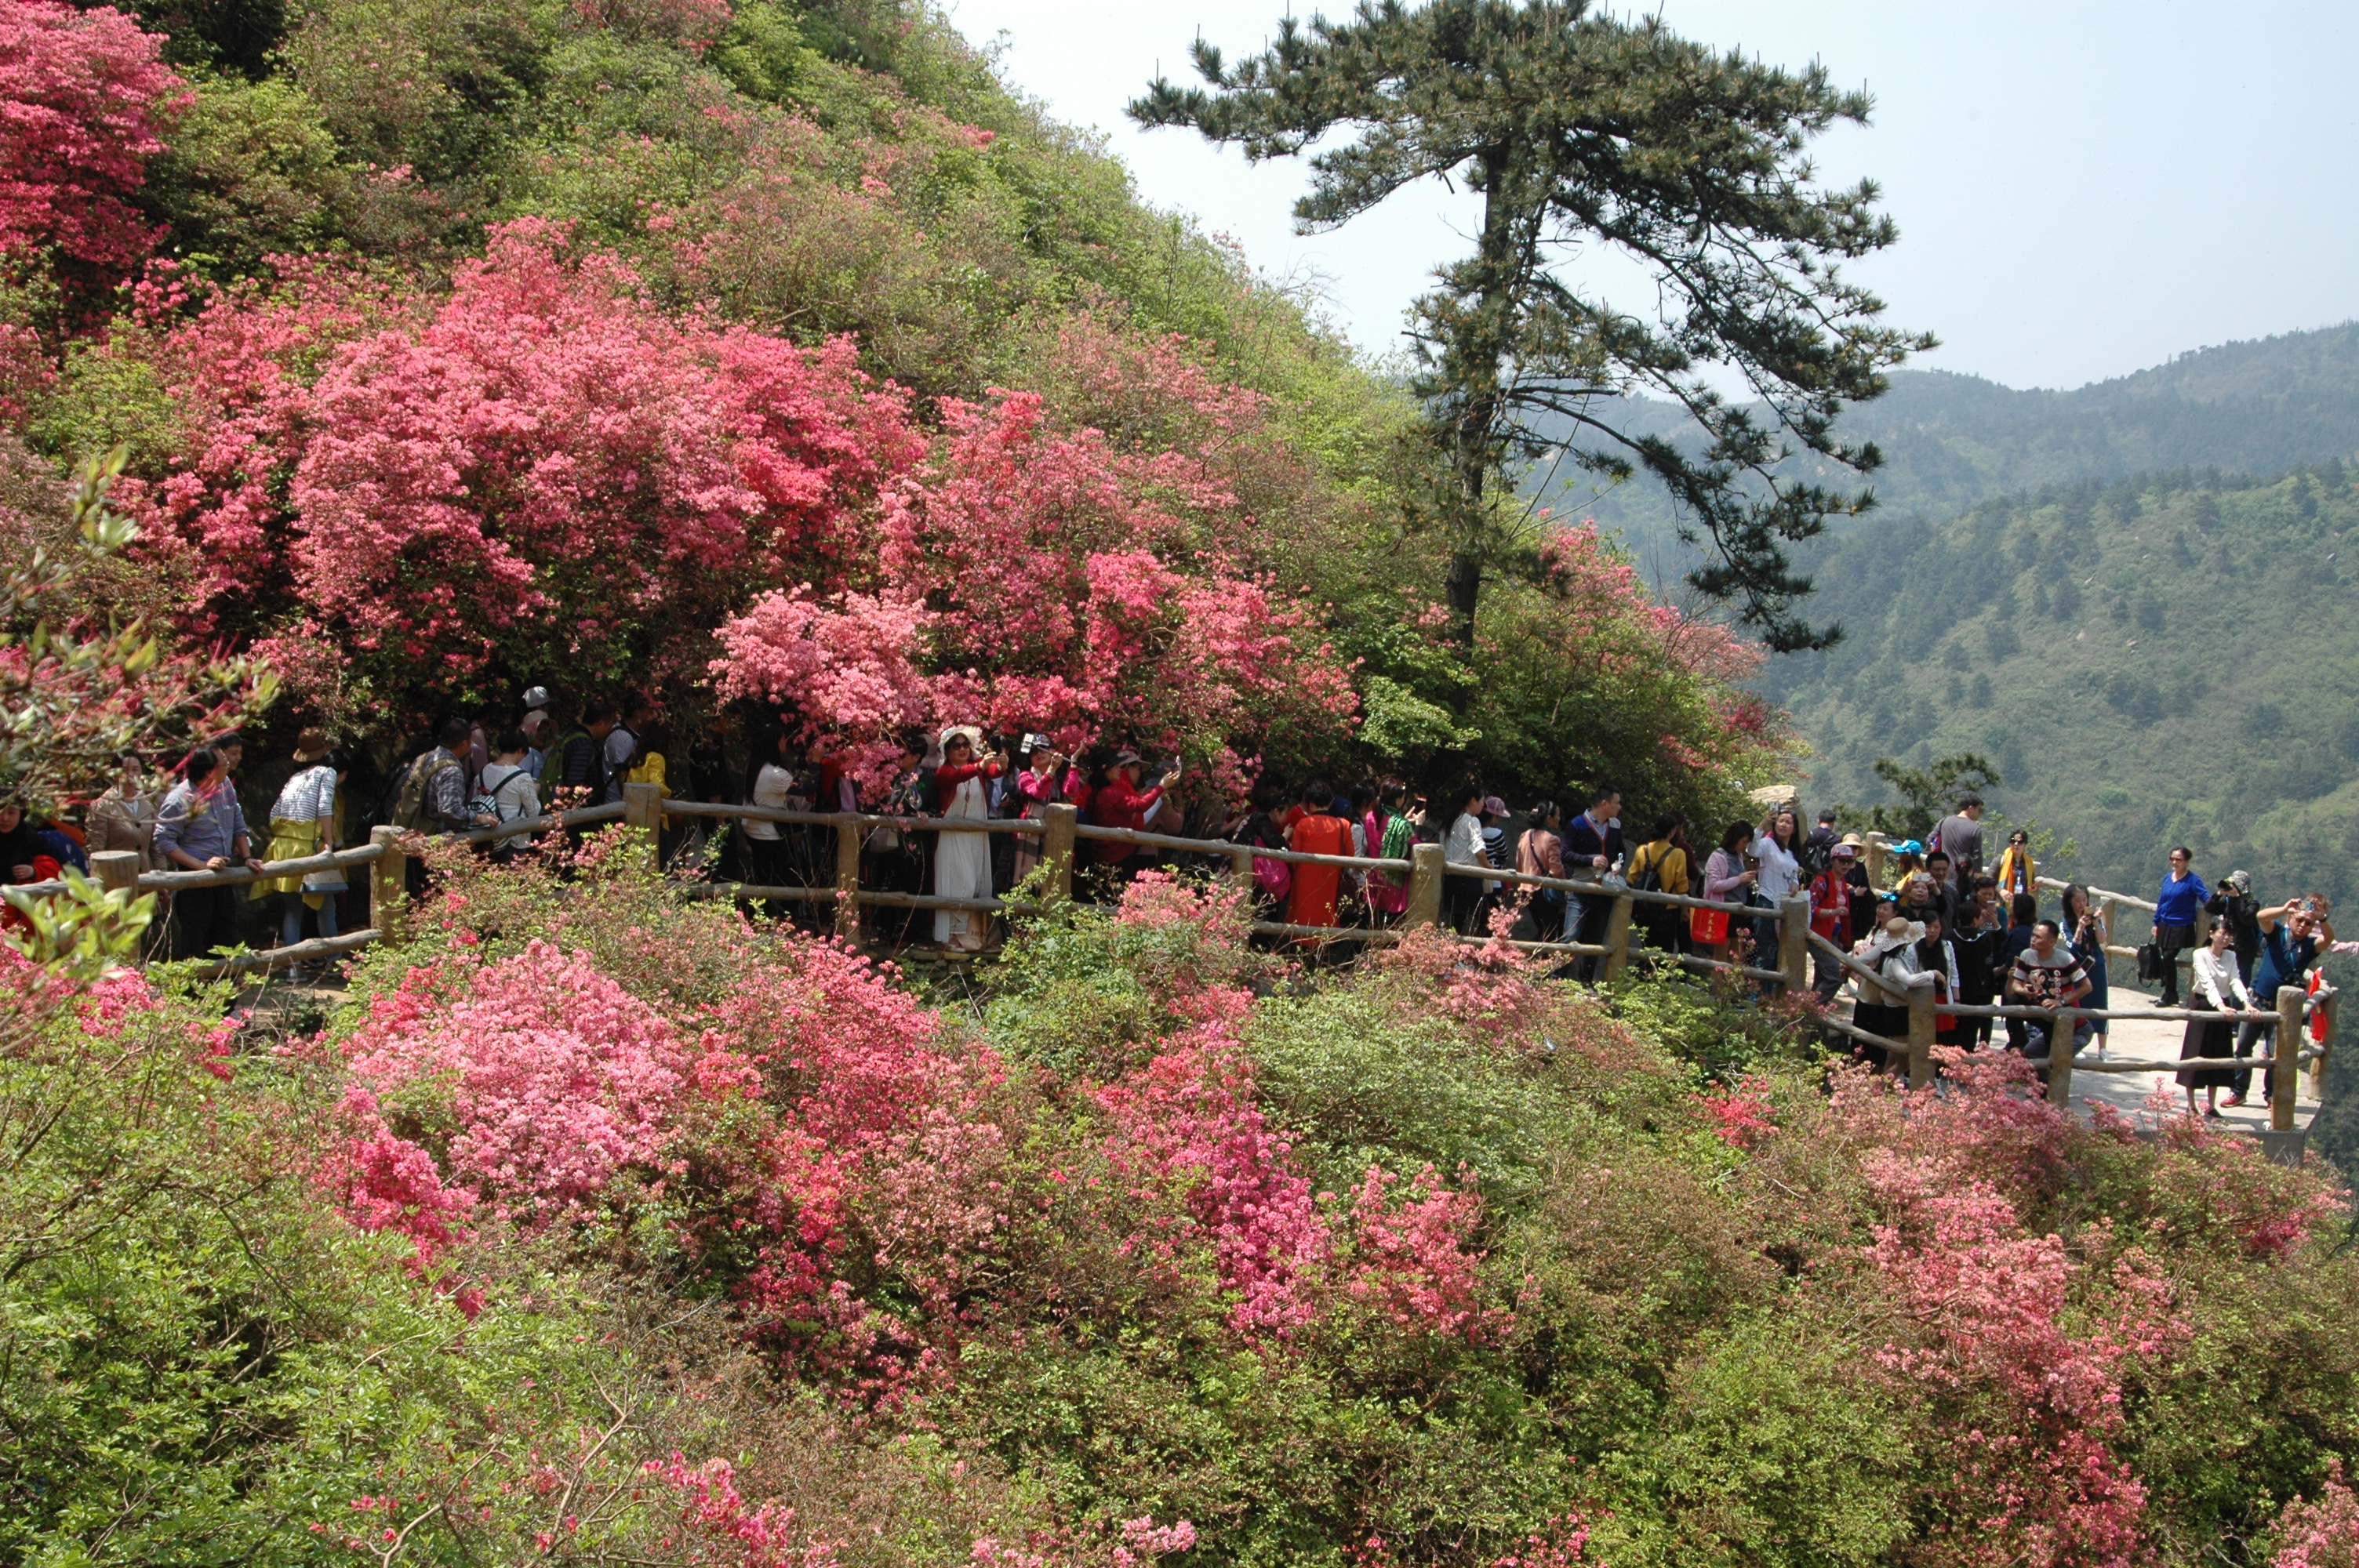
xmin=1551 ymin=322 xmax=2359 ymax=584
xmin=1759 ymin=461 xmax=2359 ymax=910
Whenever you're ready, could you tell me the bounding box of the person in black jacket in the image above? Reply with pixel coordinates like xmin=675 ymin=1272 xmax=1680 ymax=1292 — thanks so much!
xmin=1561 ymin=785 xmax=1623 ymax=981
xmin=2207 ymin=869 xmax=2261 ymax=981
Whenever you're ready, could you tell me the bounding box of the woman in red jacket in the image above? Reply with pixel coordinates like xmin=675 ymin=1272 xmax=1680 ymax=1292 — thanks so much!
xmin=1284 ymin=782 xmax=1352 ymax=931
xmin=1090 ymin=750 xmax=1178 ymax=883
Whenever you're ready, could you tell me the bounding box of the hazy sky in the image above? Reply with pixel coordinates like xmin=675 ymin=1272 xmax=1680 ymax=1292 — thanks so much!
xmin=944 ymin=1 xmax=2359 ymax=392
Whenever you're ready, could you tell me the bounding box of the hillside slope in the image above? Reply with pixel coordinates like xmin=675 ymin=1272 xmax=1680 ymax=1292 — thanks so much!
xmin=1760 ymin=460 xmax=2359 ymax=908
xmin=1558 ymin=323 xmax=2359 ymax=585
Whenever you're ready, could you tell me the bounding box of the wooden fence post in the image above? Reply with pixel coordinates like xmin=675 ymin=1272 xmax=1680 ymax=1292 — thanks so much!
xmin=1404 ymin=843 xmax=1444 ymax=930
xmin=1601 ymin=891 xmax=1635 ymax=981
xmin=369 ymin=826 xmax=405 ymax=930
xmin=1225 ymin=842 xmax=1255 ymax=891
xmin=2274 ymin=985 xmax=2305 ymax=1133
xmin=1778 ymin=895 xmax=1811 ymax=995
xmin=623 ymin=781 xmax=663 ymax=873
xmin=833 ymin=816 xmax=862 ymax=940
xmin=1903 ymin=976 xmax=1937 ymax=1090
xmin=2045 ymin=1011 xmax=2076 ymax=1108
xmin=91 ymin=849 xmax=140 ymax=895
xmin=1864 ymin=833 xmax=1888 ymax=891
xmin=1042 ymin=803 xmax=1078 ymax=902
xmin=2310 ymin=991 xmax=2336 ymax=1101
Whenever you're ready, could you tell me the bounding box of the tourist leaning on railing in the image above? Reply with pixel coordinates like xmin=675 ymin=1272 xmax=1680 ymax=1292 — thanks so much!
xmin=2177 ymin=922 xmax=2252 ymax=1119
xmin=2006 ymin=919 xmax=2093 ymax=1062
xmin=153 ymin=745 xmax=264 ymax=961
xmin=2233 ymin=897 xmax=2335 ymax=1109
xmin=251 ymin=729 xmax=343 ymax=964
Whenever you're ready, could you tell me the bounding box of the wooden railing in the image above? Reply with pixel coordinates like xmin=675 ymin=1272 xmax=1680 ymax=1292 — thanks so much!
xmin=27 ymin=786 xmax=2334 ymax=1137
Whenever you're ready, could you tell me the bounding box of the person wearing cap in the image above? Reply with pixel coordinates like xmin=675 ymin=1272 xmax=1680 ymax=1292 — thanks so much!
xmin=2206 ymin=869 xmax=2261 ymax=982
xmin=520 ymin=684 xmax=551 ymax=734
xmin=1837 ymin=833 xmax=1877 ymax=950
xmin=251 ymin=729 xmax=346 ymax=970
xmin=1807 ymin=837 xmax=1859 ymax=998
xmin=1851 ymin=916 xmax=1924 ymax=1072
xmin=1089 ymin=750 xmax=1177 ymax=881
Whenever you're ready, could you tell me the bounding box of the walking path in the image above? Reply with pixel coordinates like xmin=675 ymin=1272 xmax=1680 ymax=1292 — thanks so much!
xmin=2066 ymin=982 xmax=2320 ymax=1134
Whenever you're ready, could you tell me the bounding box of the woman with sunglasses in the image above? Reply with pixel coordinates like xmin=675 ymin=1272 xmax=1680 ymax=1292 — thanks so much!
xmin=1993 ymin=829 xmax=2036 ymax=914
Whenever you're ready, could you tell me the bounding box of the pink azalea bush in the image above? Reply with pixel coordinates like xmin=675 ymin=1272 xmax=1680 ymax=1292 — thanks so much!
xmin=0 ymin=0 xmax=186 ymax=277
xmin=336 ymin=939 xmax=688 ymax=1226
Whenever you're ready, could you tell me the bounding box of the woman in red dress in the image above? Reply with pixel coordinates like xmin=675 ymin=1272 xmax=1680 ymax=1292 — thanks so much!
xmin=1284 ymin=781 xmax=1352 ymax=931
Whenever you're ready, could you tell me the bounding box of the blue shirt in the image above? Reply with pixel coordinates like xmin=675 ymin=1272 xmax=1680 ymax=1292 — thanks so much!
xmin=2154 ymin=870 xmax=2209 ymax=925
xmin=2252 ymin=924 xmax=2317 ymax=1004
xmin=153 ymin=779 xmax=250 ymax=866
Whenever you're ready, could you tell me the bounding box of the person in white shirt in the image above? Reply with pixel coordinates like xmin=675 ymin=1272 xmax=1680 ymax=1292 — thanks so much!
xmin=472 ymin=728 xmax=542 ymax=857
xmin=740 ymin=724 xmax=797 ymax=917
xmin=2178 ymin=921 xmax=2254 ymax=1118
xmin=1442 ymin=784 xmax=1489 ymax=934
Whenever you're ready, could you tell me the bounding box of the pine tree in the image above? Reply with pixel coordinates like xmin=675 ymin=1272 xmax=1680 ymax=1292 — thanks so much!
xmin=1132 ymin=0 xmax=1932 ymax=653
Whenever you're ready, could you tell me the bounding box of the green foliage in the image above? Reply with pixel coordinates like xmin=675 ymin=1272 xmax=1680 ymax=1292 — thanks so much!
xmin=1238 ymin=979 xmax=1556 ymax=1196
xmin=140 ymin=72 xmax=345 ymax=275
xmin=1595 ymin=1314 xmax=1914 ymax=1568
xmin=1843 ymin=750 xmax=2001 ymax=840
xmin=1132 ymin=1 xmax=1932 ymax=654
xmin=2 ymin=869 xmax=155 ymax=978
xmin=1770 ymin=460 xmax=2359 ymax=918
xmin=0 ymin=448 xmax=278 ymax=812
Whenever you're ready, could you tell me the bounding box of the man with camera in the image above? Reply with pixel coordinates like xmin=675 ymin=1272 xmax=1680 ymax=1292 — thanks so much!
xmin=2006 ymin=917 xmax=2095 ymax=1063
xmin=2228 ymin=894 xmax=2335 ymax=1109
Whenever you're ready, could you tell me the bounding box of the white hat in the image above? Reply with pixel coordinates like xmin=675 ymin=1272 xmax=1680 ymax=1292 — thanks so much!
xmin=1873 ymin=916 xmax=1924 ymax=951
xmin=521 ymin=685 xmax=551 ymax=710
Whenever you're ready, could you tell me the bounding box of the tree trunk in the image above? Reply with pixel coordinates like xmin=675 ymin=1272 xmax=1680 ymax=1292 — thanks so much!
xmin=1444 ymin=550 xmax=1482 ymax=648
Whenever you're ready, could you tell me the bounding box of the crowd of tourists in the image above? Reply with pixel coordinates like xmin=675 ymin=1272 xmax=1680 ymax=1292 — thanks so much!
xmin=4 ymin=691 xmax=2350 ymax=1097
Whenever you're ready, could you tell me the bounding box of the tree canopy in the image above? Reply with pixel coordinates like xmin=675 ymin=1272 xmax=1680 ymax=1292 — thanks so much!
xmin=1131 ymin=0 xmax=1934 ymax=652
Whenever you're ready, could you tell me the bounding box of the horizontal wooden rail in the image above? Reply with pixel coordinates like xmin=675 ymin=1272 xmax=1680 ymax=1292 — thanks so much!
xmin=196 ymin=928 xmax=380 ymax=979
xmin=1808 ymin=929 xmax=1933 ymax=1006
xmin=1676 ymin=953 xmax=1792 ymax=985
xmin=144 ymin=843 xmax=383 ymax=891
xmin=1441 ymin=860 xmax=1764 ymax=918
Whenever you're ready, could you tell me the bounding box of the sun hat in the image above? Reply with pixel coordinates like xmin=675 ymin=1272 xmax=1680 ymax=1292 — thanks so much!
xmin=1831 ymin=840 xmax=1859 ymax=858
xmin=1874 ymin=916 xmax=1924 ymax=951
xmin=293 ymin=727 xmax=331 ymax=761
xmin=1483 ymin=795 xmax=1509 ymax=817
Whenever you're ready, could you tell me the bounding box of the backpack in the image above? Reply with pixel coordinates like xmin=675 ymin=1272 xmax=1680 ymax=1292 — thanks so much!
xmin=1630 ymin=841 xmax=1667 ymax=895
xmin=392 ymin=752 xmax=461 ymax=832
xmin=538 ymin=731 xmax=593 ymax=801
xmin=473 ymin=764 xmax=527 ymax=822
xmin=1797 ymin=831 xmax=1834 ymax=882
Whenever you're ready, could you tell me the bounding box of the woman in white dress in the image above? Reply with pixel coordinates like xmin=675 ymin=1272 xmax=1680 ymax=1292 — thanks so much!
xmin=932 ymin=726 xmax=1005 ymax=950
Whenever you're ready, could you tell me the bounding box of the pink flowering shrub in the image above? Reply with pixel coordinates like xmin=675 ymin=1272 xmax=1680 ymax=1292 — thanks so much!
xmin=2269 ymin=1466 xmax=2359 ymax=1568
xmin=132 ymin=220 xmax=919 ymax=697
xmin=1094 ymin=1029 xmax=1332 ymax=1336
xmin=0 ymin=0 xmax=186 ymax=278
xmin=336 ymin=939 xmax=688 ymax=1226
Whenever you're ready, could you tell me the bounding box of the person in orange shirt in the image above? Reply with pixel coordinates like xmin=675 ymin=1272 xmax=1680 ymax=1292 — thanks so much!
xmin=1283 ymin=780 xmax=1353 ymax=931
